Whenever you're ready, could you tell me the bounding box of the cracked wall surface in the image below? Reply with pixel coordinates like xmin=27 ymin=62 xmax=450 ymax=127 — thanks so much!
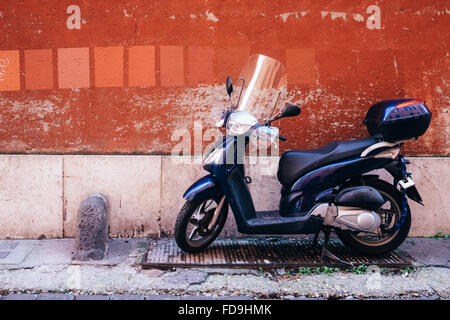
xmin=0 ymin=2 xmax=448 ymax=238
xmin=0 ymin=1 xmax=448 ymax=156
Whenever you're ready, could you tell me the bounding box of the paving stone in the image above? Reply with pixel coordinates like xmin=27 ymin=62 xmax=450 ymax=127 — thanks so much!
xmin=140 ymin=268 xmax=165 ymax=277
xmin=111 ymin=294 xmax=144 ymax=300
xmin=161 ymin=269 xmax=208 ymax=285
xmin=399 ymin=238 xmax=450 ymax=267
xmin=216 ymin=295 xmax=254 ymax=300
xmin=227 ymin=274 xmax=280 ymax=296
xmin=76 ymin=294 xmax=110 ymax=300
xmin=3 ymin=293 xmax=38 ymax=300
xmin=145 ymin=294 xmax=180 ymax=300
xmin=181 ymin=295 xmax=215 ymax=300
xmin=18 ymin=239 xmax=73 ymax=268
xmin=0 ymin=242 xmax=19 ymax=250
xmin=37 ymin=293 xmax=75 ymax=300
xmin=1 ymin=238 xmax=449 ymax=300
xmin=20 ymin=238 xmax=133 ymax=268
xmin=188 ymin=274 xmax=227 ymax=291
xmin=0 ymin=240 xmax=37 ymax=267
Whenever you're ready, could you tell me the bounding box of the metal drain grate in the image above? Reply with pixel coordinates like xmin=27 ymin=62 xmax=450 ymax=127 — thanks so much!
xmin=142 ymin=238 xmax=414 ymax=269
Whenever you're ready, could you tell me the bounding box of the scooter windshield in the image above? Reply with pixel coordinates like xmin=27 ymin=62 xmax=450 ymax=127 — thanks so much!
xmin=234 ymin=54 xmax=287 ymax=123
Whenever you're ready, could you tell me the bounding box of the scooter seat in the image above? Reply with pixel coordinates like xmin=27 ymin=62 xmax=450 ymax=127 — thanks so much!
xmin=277 ymin=137 xmax=379 ymax=185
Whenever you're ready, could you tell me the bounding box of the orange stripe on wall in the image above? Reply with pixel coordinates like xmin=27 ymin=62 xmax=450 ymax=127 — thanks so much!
xmin=160 ymin=46 xmax=184 ymax=86
xmin=129 ymin=46 xmax=155 ymax=87
xmin=217 ymin=46 xmax=250 ymax=82
xmin=94 ymin=46 xmax=124 ymax=88
xmin=57 ymin=48 xmax=90 ymax=89
xmin=188 ymin=46 xmax=214 ymax=85
xmin=5 ymin=46 xmax=319 ymax=90
xmin=24 ymin=49 xmax=53 ymax=90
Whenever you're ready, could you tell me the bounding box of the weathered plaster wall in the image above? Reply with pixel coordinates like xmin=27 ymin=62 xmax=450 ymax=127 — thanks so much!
xmin=0 ymin=1 xmax=448 ymax=155
xmin=0 ymin=155 xmax=448 ymax=239
xmin=0 ymin=2 xmax=448 ymax=239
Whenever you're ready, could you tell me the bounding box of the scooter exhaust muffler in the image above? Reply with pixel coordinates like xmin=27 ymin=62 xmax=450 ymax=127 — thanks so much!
xmin=312 ymin=186 xmax=385 ymax=233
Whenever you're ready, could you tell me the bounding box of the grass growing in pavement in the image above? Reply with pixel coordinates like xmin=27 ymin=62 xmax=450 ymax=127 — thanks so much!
xmin=295 ymin=264 xmax=367 ymax=275
xmin=345 ymin=264 xmax=368 ymax=274
xmin=297 ymin=266 xmax=340 ymax=275
xmin=399 ymin=267 xmax=416 ymax=275
xmin=277 ymin=265 xmax=367 ymax=279
xmin=275 ymin=264 xmax=419 ymax=279
xmin=133 ymin=240 xmax=150 ymax=266
xmin=137 ymin=241 xmax=148 ymax=249
xmin=427 ymin=230 xmax=449 ymax=240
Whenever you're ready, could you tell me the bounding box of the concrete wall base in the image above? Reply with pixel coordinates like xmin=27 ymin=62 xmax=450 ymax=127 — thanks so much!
xmin=0 ymin=155 xmax=448 ymax=238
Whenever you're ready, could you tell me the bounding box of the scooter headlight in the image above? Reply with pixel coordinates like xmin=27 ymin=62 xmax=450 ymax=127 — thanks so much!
xmin=226 ymin=111 xmax=258 ymax=136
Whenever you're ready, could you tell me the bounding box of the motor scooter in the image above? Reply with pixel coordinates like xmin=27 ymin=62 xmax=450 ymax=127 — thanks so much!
xmin=174 ymin=54 xmax=432 ymax=260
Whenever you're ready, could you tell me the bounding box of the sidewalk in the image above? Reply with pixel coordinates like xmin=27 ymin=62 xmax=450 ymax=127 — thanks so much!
xmin=0 ymin=237 xmax=448 ymax=300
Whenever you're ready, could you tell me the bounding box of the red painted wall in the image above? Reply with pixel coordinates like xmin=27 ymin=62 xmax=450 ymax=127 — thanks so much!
xmin=0 ymin=0 xmax=448 ymax=155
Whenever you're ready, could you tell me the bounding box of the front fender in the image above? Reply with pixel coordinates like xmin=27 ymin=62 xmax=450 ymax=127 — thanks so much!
xmin=183 ymin=175 xmax=223 ymax=201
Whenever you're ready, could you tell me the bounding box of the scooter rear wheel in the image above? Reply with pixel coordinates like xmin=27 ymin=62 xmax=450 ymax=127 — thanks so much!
xmin=174 ymin=197 xmax=228 ymax=253
xmin=335 ymin=179 xmax=411 ymax=256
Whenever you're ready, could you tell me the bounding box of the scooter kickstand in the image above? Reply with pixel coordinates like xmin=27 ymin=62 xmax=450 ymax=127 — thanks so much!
xmin=311 ymin=230 xmax=320 ymax=249
xmin=320 ymin=228 xmax=355 ymax=267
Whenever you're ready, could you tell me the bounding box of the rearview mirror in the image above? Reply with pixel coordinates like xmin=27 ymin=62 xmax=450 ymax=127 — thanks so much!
xmin=280 ymin=104 xmax=301 ymax=118
xmin=267 ymin=104 xmax=301 ymax=125
xmin=226 ymin=76 xmax=233 ymax=96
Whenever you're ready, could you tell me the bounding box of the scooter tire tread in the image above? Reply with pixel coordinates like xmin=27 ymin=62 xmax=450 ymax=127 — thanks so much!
xmin=174 ymin=198 xmax=228 ymax=253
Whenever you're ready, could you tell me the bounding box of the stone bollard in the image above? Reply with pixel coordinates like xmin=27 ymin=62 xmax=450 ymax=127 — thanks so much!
xmin=73 ymin=193 xmax=109 ymax=261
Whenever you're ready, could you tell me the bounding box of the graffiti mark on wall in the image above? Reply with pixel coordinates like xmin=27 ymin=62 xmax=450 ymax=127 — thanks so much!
xmin=0 ymin=57 xmax=9 ymax=81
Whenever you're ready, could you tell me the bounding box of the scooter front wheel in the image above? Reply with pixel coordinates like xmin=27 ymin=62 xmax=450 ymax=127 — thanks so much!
xmin=174 ymin=196 xmax=228 ymax=253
